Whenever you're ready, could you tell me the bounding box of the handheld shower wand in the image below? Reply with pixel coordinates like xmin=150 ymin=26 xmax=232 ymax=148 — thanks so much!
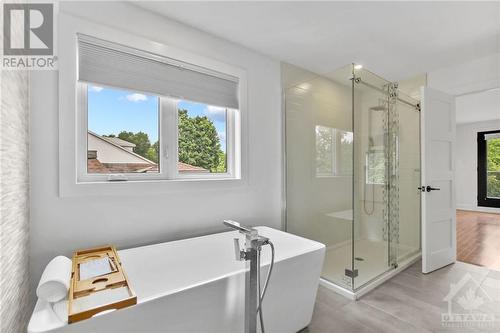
xmin=223 ymin=220 xmax=275 ymax=333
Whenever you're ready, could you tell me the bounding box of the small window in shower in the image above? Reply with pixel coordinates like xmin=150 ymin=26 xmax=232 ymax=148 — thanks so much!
xmin=315 ymin=125 xmax=353 ymax=177
xmin=366 ymin=150 xmax=385 ymax=184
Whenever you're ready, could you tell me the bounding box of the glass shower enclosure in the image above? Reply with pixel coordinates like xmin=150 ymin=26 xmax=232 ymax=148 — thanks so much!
xmin=284 ymin=63 xmax=421 ymax=291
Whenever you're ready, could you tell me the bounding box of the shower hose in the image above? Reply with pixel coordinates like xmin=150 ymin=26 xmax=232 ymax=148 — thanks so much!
xmin=256 ymin=241 xmax=275 ymax=333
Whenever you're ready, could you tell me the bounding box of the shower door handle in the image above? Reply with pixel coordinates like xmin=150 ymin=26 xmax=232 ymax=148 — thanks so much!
xmin=418 ymin=186 xmax=440 ymax=192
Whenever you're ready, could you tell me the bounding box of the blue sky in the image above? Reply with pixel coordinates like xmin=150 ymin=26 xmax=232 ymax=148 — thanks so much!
xmin=88 ymin=85 xmax=226 ymax=150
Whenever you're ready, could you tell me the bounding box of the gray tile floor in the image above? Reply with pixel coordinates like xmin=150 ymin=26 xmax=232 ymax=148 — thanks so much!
xmin=302 ymin=260 xmax=500 ymax=332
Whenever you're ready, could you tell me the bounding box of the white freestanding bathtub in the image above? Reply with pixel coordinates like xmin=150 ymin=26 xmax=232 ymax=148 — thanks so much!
xmin=28 ymin=227 xmax=325 ymax=333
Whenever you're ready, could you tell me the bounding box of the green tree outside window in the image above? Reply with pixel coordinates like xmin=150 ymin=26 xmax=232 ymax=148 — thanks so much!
xmin=487 ymin=138 xmax=500 ymax=198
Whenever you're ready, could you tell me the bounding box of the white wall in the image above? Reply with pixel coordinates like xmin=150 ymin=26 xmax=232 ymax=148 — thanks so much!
xmin=428 ymin=52 xmax=500 ymax=212
xmin=455 ymin=89 xmax=500 ymax=124
xmin=29 ymin=1 xmax=281 ymax=305
xmin=456 ymin=120 xmax=500 ymax=212
xmin=428 ymin=52 xmax=500 ymax=96
xmin=428 ymin=52 xmax=500 ymax=124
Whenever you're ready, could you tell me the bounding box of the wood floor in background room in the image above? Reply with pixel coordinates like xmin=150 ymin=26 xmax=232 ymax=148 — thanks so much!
xmin=303 ymin=260 xmax=500 ymax=332
xmin=457 ymin=209 xmax=500 ymax=271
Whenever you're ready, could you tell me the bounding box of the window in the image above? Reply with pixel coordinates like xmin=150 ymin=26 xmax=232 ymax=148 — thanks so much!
xmin=87 ymin=85 xmax=160 ymax=174
xmin=76 ymin=34 xmax=240 ymax=182
xmin=178 ymin=100 xmax=228 ymax=174
xmin=366 ymin=149 xmax=385 ymax=185
xmin=478 ymin=130 xmax=500 ymax=207
xmin=315 ymin=125 xmax=353 ymax=177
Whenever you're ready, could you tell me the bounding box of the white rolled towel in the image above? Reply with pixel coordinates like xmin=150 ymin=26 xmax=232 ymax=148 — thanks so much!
xmin=52 ymin=299 xmax=69 ymax=323
xmin=37 ymin=256 xmax=72 ymax=303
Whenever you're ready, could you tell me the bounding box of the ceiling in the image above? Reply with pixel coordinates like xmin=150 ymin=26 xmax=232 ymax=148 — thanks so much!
xmin=135 ymin=1 xmax=500 ymax=81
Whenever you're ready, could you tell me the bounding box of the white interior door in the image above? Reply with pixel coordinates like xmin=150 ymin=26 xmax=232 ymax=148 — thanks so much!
xmin=421 ymin=87 xmax=456 ymax=274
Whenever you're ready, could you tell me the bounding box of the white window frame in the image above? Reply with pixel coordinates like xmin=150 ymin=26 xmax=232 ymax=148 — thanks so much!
xmin=77 ymin=83 xmax=239 ymax=183
xmin=59 ymin=13 xmax=247 ymax=196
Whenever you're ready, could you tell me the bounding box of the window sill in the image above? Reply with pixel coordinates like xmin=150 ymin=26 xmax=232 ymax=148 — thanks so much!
xmin=61 ymin=176 xmax=246 ymax=197
xmin=78 ymin=173 xmax=237 ymax=183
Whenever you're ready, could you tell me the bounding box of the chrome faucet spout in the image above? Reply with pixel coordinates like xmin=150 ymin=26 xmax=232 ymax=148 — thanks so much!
xmin=223 ymin=220 xmax=269 ymax=245
xmin=223 ymin=220 xmax=253 ymax=234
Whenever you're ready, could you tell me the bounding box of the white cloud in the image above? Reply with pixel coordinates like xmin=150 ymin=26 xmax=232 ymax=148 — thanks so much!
xmin=126 ymin=93 xmax=148 ymax=102
xmin=218 ymin=131 xmax=226 ymax=142
xmin=204 ymin=105 xmax=226 ymax=121
xmin=206 ymin=105 xmax=226 ymax=114
xmin=89 ymin=85 xmax=104 ymax=92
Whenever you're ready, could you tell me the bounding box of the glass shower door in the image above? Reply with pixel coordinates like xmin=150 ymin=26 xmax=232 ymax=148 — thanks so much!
xmin=352 ymin=70 xmax=421 ymax=289
xmin=352 ymin=67 xmax=396 ymax=289
xmin=396 ymin=92 xmax=421 ymax=262
xmin=284 ymin=63 xmax=355 ymax=289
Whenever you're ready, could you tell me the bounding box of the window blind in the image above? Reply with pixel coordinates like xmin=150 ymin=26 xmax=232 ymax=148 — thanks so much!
xmin=484 ymin=132 xmax=500 ymax=140
xmin=78 ymin=34 xmax=239 ymax=109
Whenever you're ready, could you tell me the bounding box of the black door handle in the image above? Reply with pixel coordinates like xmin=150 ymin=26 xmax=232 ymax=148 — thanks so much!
xmin=426 ymin=186 xmax=440 ymax=192
xmin=418 ymin=186 xmax=425 ymax=192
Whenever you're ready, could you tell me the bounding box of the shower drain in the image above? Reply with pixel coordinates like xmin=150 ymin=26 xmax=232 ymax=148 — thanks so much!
xmin=355 ymin=257 xmax=365 ymax=261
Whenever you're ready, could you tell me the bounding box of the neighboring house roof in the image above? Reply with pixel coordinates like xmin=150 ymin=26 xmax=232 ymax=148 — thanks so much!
xmin=178 ymin=162 xmax=210 ymax=173
xmin=104 ymin=136 xmax=136 ymax=148
xmin=87 ymin=158 xmax=110 ymax=173
xmin=87 ymin=131 xmax=209 ymax=173
xmin=88 ymin=131 xmax=156 ymax=165
xmin=98 ymin=163 xmax=157 ymax=173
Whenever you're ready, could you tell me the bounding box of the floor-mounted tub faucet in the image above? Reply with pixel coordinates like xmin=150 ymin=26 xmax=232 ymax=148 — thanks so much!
xmin=223 ymin=220 xmax=275 ymax=333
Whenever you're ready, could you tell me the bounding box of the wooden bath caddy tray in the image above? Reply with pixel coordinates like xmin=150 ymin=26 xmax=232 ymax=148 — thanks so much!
xmin=69 ymin=246 xmax=137 ymax=324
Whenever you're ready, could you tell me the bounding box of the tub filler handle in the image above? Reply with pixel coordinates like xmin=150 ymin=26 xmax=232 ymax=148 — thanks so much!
xmin=233 ymin=238 xmax=246 ymax=261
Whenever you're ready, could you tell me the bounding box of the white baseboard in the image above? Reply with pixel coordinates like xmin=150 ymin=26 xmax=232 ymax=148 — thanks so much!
xmin=457 ymin=205 xmax=500 ymax=214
